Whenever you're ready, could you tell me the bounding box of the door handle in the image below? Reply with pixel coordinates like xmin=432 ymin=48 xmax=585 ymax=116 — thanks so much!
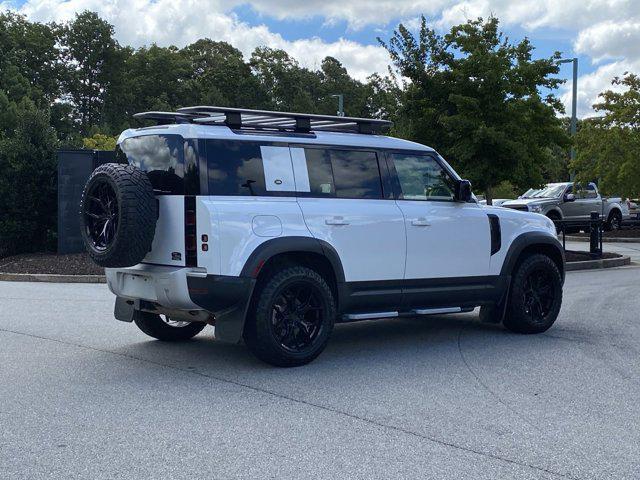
xmin=325 ymin=217 xmax=350 ymax=226
xmin=411 ymin=218 xmax=431 ymax=226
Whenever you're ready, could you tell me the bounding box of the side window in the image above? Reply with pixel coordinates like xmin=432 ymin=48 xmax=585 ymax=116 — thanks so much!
xmin=585 ymin=183 xmax=598 ymax=199
xmin=117 ymin=135 xmax=184 ymax=194
xmin=331 ymin=150 xmax=383 ymax=199
xmin=390 ymin=153 xmax=456 ymax=201
xmin=298 ymin=148 xmax=383 ymax=199
xmin=206 ymin=140 xmax=297 ymax=196
xmin=207 ymin=140 xmax=266 ymax=196
xmin=301 ymin=148 xmax=335 ymax=196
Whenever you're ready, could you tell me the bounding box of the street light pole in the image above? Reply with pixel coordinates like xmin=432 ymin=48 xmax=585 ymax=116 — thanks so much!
xmin=331 ymin=94 xmax=344 ymax=117
xmin=558 ymin=57 xmax=578 ymax=180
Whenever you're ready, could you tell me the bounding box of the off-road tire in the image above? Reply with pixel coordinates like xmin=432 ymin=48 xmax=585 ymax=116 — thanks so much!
xmin=503 ymin=254 xmax=563 ymax=334
xmin=604 ymin=210 xmax=622 ymax=232
xmin=244 ymin=266 xmax=336 ymax=367
xmin=80 ymin=163 xmax=157 ymax=267
xmin=134 ymin=312 xmax=206 ymax=341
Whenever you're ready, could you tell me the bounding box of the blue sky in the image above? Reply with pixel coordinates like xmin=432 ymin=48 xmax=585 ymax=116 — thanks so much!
xmin=4 ymin=0 xmax=639 ymax=117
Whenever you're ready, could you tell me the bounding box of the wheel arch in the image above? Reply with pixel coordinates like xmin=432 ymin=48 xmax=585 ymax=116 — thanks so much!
xmin=240 ymin=236 xmax=345 ymax=284
xmin=545 ymin=208 xmax=563 ymax=220
xmin=500 ymin=232 xmax=565 ymax=282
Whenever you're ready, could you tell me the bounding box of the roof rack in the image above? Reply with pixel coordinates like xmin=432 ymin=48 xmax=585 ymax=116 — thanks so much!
xmin=133 ymin=106 xmax=392 ymax=134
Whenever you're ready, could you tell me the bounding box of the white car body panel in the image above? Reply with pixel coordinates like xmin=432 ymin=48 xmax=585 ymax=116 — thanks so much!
xmin=483 ymin=207 xmax=557 ymax=276
xmin=297 ymin=197 xmax=406 ymax=282
xmin=196 ymin=196 xmax=312 ymax=277
xmin=396 ymin=200 xmax=492 ymax=279
xmin=142 ymin=195 xmax=185 ymax=267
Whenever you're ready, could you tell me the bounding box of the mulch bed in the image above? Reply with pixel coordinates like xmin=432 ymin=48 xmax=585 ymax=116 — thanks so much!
xmin=565 ymin=250 xmax=622 ymax=262
xmin=0 ymin=252 xmax=104 ymax=275
xmin=573 ymin=226 xmax=640 ymax=239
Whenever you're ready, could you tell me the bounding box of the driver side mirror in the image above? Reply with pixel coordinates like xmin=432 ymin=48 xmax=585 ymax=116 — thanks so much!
xmin=564 ymin=193 xmax=575 ymax=202
xmin=455 ymin=179 xmax=472 ymax=202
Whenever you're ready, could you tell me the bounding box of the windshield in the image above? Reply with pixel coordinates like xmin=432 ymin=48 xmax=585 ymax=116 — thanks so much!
xmin=530 ymin=184 xmax=567 ymax=199
xmin=521 ymin=188 xmax=540 ymax=198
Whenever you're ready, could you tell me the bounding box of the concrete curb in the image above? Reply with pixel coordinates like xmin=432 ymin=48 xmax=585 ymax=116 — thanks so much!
xmin=566 ymin=255 xmax=631 ymax=272
xmin=565 ymin=235 xmax=640 ymax=244
xmin=0 ymin=272 xmax=106 ymax=283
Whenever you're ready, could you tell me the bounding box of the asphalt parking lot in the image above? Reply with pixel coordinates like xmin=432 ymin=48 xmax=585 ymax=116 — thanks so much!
xmin=1 ymin=266 xmax=639 ymax=480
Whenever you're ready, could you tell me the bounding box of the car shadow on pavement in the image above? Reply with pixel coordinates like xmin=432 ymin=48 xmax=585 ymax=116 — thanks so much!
xmin=105 ymin=311 xmax=512 ymax=374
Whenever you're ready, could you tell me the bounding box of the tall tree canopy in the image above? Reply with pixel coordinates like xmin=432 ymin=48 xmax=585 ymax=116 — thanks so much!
xmin=573 ymin=74 xmax=640 ymax=197
xmin=380 ymin=16 xmax=570 ymax=202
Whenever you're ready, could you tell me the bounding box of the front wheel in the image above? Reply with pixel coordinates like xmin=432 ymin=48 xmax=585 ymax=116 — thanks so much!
xmin=605 ymin=210 xmax=622 ymax=231
xmin=134 ymin=312 xmax=206 ymax=341
xmin=244 ymin=266 xmax=336 ymax=367
xmin=503 ymin=254 xmax=563 ymax=334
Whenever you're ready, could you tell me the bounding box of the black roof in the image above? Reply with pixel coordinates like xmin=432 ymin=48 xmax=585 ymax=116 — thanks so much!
xmin=133 ymin=106 xmax=392 ymax=135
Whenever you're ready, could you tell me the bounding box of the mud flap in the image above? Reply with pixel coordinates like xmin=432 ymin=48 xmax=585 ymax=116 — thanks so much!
xmin=114 ymin=297 xmax=139 ymax=322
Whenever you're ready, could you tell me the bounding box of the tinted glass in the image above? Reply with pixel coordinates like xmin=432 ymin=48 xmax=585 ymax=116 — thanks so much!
xmin=303 ymin=148 xmax=335 ymax=196
xmin=206 ymin=140 xmax=267 ymax=196
xmin=391 ymin=153 xmax=455 ymax=201
xmin=330 ymin=150 xmax=382 ymax=199
xmin=117 ymin=135 xmax=184 ymax=194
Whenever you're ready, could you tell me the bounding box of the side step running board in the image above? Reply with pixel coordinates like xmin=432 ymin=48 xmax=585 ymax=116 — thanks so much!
xmin=412 ymin=307 xmax=462 ymax=315
xmin=343 ymin=311 xmax=398 ymax=321
xmin=342 ymin=307 xmax=468 ymax=322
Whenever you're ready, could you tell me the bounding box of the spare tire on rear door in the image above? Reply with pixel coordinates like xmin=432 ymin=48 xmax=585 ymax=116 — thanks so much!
xmin=80 ymin=163 xmax=157 ymax=267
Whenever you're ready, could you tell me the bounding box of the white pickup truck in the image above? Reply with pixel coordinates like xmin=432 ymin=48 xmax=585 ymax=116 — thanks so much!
xmin=501 ymin=182 xmax=630 ymax=231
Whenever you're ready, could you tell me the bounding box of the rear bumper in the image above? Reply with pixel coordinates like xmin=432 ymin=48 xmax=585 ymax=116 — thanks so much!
xmin=105 ymin=264 xmax=204 ymax=310
xmin=105 ymin=265 xmax=255 ymax=344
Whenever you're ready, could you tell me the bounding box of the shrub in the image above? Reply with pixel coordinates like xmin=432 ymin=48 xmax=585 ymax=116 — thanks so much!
xmin=0 ymin=100 xmax=58 ymax=257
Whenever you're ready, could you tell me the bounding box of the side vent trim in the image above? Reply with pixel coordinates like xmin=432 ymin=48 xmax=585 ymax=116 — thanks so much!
xmin=488 ymin=214 xmax=501 ymax=256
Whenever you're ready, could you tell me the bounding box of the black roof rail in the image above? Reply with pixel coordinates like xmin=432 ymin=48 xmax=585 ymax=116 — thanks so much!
xmin=133 ymin=106 xmax=392 ymax=134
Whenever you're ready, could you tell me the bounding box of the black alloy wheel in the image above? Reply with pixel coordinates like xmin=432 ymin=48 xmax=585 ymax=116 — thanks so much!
xmin=244 ymin=265 xmax=336 ymax=367
xmin=270 ymin=282 xmax=325 ymax=353
xmin=521 ymin=268 xmax=556 ymax=323
xmin=503 ymin=253 xmax=563 ymax=334
xmin=83 ymin=179 xmax=119 ymax=252
xmin=79 ymin=163 xmax=157 ymax=267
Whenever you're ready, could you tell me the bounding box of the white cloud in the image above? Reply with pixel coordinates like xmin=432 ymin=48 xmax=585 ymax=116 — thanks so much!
xmin=3 ymin=0 xmax=391 ymax=81
xmin=560 ymin=58 xmax=640 ymax=118
xmin=575 ymin=20 xmax=640 ymax=62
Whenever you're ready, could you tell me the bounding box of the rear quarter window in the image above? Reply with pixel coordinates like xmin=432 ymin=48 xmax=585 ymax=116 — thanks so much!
xmin=117 ymin=134 xmax=185 ymax=194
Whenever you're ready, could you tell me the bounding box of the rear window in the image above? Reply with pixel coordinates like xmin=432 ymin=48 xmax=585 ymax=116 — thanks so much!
xmin=117 ymin=134 xmax=185 ymax=194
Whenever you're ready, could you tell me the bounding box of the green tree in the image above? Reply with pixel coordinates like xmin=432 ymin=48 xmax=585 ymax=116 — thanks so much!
xmin=250 ymin=47 xmax=322 ymax=112
xmin=60 ymin=11 xmax=124 ymax=133
xmin=82 ymin=132 xmax=117 ymax=150
xmin=182 ymin=39 xmax=266 ymax=108
xmin=0 ymin=100 xmax=58 ymax=257
xmin=0 ymin=12 xmax=63 ymax=103
xmin=573 ymin=74 xmax=640 ymax=197
xmin=380 ymin=17 xmax=569 ymax=203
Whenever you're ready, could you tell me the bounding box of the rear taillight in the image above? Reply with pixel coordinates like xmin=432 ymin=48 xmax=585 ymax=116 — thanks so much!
xmin=185 ymin=209 xmax=196 ymax=226
xmin=184 ymin=196 xmax=197 ymax=267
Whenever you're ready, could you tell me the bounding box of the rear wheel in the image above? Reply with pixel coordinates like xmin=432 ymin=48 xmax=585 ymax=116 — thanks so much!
xmin=503 ymin=254 xmax=563 ymax=334
xmin=134 ymin=312 xmax=206 ymax=341
xmin=244 ymin=266 xmax=336 ymax=367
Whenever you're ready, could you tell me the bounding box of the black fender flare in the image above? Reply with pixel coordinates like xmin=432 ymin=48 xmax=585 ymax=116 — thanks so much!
xmin=500 ymin=231 xmax=565 ymax=281
xmin=239 ymin=236 xmax=346 ymax=283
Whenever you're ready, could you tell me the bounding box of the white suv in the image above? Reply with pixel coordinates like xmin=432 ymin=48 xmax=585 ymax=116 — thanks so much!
xmin=80 ymin=106 xmax=565 ymax=366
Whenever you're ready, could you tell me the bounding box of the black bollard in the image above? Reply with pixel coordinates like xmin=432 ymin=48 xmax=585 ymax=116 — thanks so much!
xmin=590 ymin=211 xmax=602 ymax=258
